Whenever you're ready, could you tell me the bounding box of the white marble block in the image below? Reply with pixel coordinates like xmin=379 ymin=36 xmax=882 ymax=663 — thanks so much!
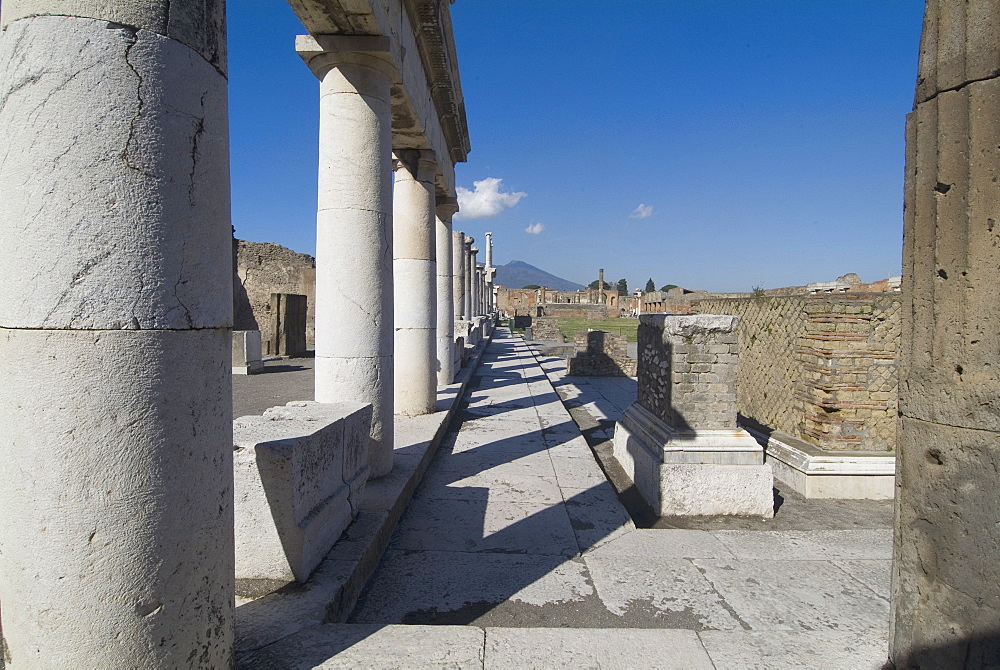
xmin=234 ymin=401 xmax=371 ymax=583
xmin=233 ymin=329 xmax=264 ymax=375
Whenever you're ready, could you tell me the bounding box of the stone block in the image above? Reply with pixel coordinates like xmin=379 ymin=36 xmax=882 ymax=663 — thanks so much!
xmin=234 ymin=401 xmax=372 ymax=584
xmin=232 ymin=329 xmax=263 ymax=375
xmin=613 ymin=404 xmax=773 ymax=518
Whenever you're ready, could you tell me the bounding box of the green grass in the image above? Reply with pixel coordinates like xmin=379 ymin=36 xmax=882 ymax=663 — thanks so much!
xmin=550 ymin=317 xmax=639 ymax=342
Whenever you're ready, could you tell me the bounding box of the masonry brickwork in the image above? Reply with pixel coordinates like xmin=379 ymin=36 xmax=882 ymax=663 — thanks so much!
xmin=691 ymin=294 xmax=900 ymax=452
xmin=531 ymin=317 xmax=565 ymax=342
xmin=637 ymin=316 xmax=739 ymax=430
xmin=236 ymin=240 xmax=316 ymax=352
xmin=567 ymin=331 xmax=637 ymax=377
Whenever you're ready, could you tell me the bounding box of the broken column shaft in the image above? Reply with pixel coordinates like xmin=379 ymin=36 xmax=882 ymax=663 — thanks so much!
xmin=0 ymin=1 xmax=234 ymax=665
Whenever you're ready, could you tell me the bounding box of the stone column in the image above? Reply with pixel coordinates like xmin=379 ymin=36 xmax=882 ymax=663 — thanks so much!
xmin=393 ymin=150 xmax=437 ymax=415
xmin=453 ymin=230 xmax=467 ymax=321
xmin=0 ymin=3 xmax=233 ymax=665
xmin=470 ymin=247 xmax=480 ymax=317
xmin=298 ymin=35 xmax=396 ymax=478
xmin=485 ymin=231 xmax=494 ymax=268
xmin=464 ymin=236 xmax=475 ymax=319
xmin=891 ymin=3 xmax=1000 ymax=665
xmin=436 ymin=197 xmax=459 ymax=385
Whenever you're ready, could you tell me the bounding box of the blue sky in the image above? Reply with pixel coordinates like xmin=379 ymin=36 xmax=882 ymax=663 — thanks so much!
xmin=228 ymin=1 xmax=925 ymax=292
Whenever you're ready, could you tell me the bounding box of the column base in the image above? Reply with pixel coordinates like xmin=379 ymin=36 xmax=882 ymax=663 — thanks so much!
xmin=613 ymin=404 xmax=774 ymax=518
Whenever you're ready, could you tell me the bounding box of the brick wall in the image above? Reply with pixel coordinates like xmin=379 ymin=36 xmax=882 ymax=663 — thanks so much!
xmin=638 ymin=315 xmax=739 ymax=430
xmin=690 ymin=294 xmax=900 ymax=452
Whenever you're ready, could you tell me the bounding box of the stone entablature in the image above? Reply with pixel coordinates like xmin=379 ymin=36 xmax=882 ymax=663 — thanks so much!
xmin=691 ymin=294 xmax=900 ymax=452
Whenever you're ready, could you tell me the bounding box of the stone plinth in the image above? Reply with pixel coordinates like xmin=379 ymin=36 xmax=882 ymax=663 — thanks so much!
xmin=233 ymin=330 xmax=264 ymax=375
xmin=613 ymin=315 xmax=773 ymax=517
xmin=234 ymin=401 xmax=371 ymax=585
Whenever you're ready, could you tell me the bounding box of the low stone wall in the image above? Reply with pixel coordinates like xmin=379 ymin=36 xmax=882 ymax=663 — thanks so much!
xmin=567 ymin=330 xmax=636 ymax=377
xmin=690 ymin=294 xmax=900 ymax=452
xmin=540 ymin=303 xmax=609 ymax=320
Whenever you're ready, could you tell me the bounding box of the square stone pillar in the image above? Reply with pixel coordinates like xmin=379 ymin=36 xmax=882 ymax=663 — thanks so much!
xmin=613 ymin=315 xmax=773 ymax=517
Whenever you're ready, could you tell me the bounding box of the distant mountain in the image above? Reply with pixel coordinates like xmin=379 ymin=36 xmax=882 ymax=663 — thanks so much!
xmin=494 ymin=260 xmax=585 ymax=291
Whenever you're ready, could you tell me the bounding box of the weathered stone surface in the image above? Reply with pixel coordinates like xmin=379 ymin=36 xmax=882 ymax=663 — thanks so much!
xmin=892 ymin=4 xmax=1000 ymax=665
xmin=0 ymin=328 xmax=234 ymax=667
xmin=233 ymin=401 xmax=371 ymax=583
xmin=0 ymin=16 xmax=232 ymax=331
xmin=485 ymin=628 xmax=714 ymax=669
xmin=2 ymin=0 xmax=227 ymax=72
xmin=236 ymin=241 xmax=315 ymax=350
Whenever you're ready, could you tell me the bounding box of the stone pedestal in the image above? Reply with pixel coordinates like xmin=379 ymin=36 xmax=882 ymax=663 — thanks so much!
xmin=298 ymin=35 xmax=396 ymax=478
xmin=612 ymin=315 xmax=773 ymax=517
xmin=233 ymin=330 xmax=264 ymax=375
xmin=233 ymin=402 xmax=370 ymax=585
xmin=436 ymin=198 xmax=458 ymax=385
xmin=393 ymin=150 xmax=437 ymax=416
xmin=891 ymin=3 xmax=1000 ymax=665
xmin=0 ymin=3 xmax=234 ymax=665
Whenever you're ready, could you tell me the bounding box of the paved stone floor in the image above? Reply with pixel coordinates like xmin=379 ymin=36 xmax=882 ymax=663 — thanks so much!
xmin=236 ymin=331 xmax=893 ymax=668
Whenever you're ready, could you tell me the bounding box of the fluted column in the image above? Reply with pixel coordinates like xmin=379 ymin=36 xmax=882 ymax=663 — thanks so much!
xmin=393 ymin=150 xmax=437 ymax=415
xmin=436 ymin=197 xmax=458 ymax=385
xmin=298 ymin=35 xmax=396 ymax=477
xmin=891 ymin=2 xmax=1000 ymax=666
xmin=0 ymin=2 xmax=233 ymax=665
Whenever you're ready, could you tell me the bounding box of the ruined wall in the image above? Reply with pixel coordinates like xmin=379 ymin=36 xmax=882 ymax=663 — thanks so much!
xmin=236 ymin=240 xmax=316 ymax=352
xmin=539 ymin=303 xmax=609 ymax=320
xmin=531 ymin=317 xmax=565 ymax=342
xmin=496 ymin=287 xmax=538 ymax=316
xmin=567 ymin=330 xmax=636 ymax=377
xmin=691 ymin=294 xmax=900 ymax=452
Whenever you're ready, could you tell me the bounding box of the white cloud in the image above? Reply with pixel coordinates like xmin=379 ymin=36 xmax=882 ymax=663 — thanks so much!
xmin=524 ymin=222 xmax=544 ymax=235
xmin=455 ymin=178 xmax=526 ymax=219
xmin=630 ymin=203 xmax=654 ymax=219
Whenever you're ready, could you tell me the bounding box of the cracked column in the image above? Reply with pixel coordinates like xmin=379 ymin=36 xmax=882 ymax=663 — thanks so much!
xmin=891 ymin=2 xmax=1000 ymax=666
xmin=297 ymin=35 xmax=396 ymax=477
xmin=436 ymin=197 xmax=459 ymax=385
xmin=464 ymin=236 xmax=475 ymax=319
xmin=0 ymin=2 xmax=233 ymax=666
xmin=393 ymin=150 xmax=437 ymax=415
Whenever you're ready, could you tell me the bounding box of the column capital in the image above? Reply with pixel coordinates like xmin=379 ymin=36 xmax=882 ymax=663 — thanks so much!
xmin=436 ymin=195 xmax=459 ymax=219
xmin=392 ymin=149 xmax=436 ymax=182
xmin=465 ymin=235 xmax=474 ymax=246
xmin=296 ymin=34 xmax=396 ymax=80
xmin=470 ymin=246 xmax=479 ymax=254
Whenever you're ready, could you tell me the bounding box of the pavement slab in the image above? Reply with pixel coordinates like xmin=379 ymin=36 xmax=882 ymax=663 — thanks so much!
xmin=237 ymin=332 xmax=894 ymax=667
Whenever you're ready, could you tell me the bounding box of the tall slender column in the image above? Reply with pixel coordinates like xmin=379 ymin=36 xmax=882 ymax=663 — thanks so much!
xmin=464 ymin=236 xmax=475 ymax=318
xmin=298 ymin=36 xmax=396 ymax=477
xmin=453 ymin=230 xmax=467 ymax=322
xmin=436 ymin=197 xmax=459 ymax=385
xmin=393 ymin=150 xmax=437 ymax=415
xmin=485 ymin=231 xmax=494 ymax=268
xmin=470 ymin=247 xmax=480 ymax=316
xmin=891 ymin=3 xmax=1000 ymax=666
xmin=0 ymin=3 xmax=233 ymax=665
